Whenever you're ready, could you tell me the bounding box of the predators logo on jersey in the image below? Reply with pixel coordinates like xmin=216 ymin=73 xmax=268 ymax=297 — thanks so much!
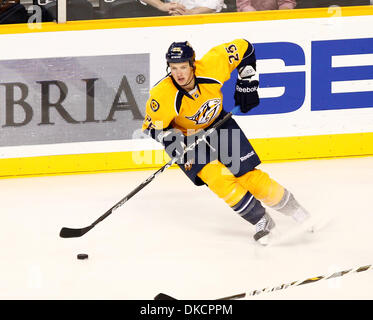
xmin=186 ymin=98 xmax=221 ymax=125
xmin=150 ymin=99 xmax=160 ymax=112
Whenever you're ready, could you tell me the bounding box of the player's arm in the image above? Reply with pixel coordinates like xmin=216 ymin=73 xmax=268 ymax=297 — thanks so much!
xmin=278 ymin=0 xmax=297 ymax=10
xmin=142 ymin=96 xmax=186 ymax=156
xmin=142 ymin=95 xmax=173 ymax=140
xmin=202 ymin=39 xmax=253 ymax=79
xmin=140 ymin=0 xmax=186 ymax=14
xmin=204 ymin=39 xmax=259 ymax=113
xmin=232 ymin=40 xmax=260 ymax=113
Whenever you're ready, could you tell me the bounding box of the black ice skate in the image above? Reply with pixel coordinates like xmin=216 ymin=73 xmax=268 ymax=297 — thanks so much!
xmin=254 ymin=213 xmax=275 ymax=245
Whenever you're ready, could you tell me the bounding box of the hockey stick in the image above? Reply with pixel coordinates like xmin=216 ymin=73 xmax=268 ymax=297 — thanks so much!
xmin=59 ymin=107 xmax=240 ymax=238
xmin=154 ymin=264 xmax=372 ymax=300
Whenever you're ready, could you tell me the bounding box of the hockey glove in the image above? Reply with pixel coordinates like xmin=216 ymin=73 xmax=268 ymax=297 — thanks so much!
xmin=234 ymin=79 xmax=259 ymax=113
xmin=157 ymin=128 xmax=186 ymax=159
xmin=234 ymin=65 xmax=260 ymax=113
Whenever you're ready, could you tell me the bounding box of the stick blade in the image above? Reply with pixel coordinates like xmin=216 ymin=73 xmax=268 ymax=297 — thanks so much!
xmin=154 ymin=293 xmax=177 ymax=300
xmin=59 ymin=226 xmax=92 ymax=238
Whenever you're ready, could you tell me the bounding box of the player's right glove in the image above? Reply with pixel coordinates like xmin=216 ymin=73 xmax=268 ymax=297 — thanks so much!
xmin=234 ymin=65 xmax=260 ymax=113
xmin=157 ymin=128 xmax=186 ymax=158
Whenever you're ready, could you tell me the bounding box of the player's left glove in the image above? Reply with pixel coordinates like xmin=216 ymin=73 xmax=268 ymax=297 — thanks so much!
xmin=234 ymin=65 xmax=260 ymax=113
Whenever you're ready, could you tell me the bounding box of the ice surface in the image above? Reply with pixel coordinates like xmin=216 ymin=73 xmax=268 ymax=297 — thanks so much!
xmin=0 ymin=157 xmax=372 ymax=300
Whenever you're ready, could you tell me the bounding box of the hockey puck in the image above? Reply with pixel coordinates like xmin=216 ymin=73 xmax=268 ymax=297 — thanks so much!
xmin=77 ymin=253 xmax=89 ymax=260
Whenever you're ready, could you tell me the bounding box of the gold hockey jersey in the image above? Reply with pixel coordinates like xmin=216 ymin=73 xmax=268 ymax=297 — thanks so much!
xmin=142 ymin=39 xmax=251 ymax=136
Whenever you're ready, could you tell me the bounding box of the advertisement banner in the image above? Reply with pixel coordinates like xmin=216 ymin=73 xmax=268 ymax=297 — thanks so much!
xmin=222 ymin=38 xmax=373 ymax=115
xmin=0 ymin=53 xmax=149 ymax=146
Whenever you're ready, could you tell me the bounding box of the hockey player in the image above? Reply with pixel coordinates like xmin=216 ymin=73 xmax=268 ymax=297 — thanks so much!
xmin=142 ymin=39 xmax=310 ymax=245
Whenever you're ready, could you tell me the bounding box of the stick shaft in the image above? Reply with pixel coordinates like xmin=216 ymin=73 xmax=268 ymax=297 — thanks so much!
xmin=90 ymin=160 xmax=174 ymax=229
xmin=247 ymin=264 xmax=372 ymax=297
xmin=60 ymin=109 xmax=237 ymax=237
xmin=90 ymin=111 xmax=234 ymax=228
xmin=154 ymin=264 xmax=372 ymax=300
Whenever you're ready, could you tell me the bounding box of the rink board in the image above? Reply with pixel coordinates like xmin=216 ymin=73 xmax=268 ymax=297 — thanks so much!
xmin=0 ymin=6 xmax=372 ymax=177
xmin=1 ymin=131 xmax=372 ymax=178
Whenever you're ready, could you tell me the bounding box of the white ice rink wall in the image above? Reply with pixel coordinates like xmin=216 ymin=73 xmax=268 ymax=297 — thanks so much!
xmin=0 ymin=6 xmax=372 ymax=178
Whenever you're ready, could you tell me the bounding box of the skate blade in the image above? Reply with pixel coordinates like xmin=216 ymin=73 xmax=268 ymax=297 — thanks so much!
xmin=256 ymin=234 xmax=270 ymax=246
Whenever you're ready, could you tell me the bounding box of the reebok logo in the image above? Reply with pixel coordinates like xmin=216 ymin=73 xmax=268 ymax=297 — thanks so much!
xmin=240 ymin=151 xmax=255 ymax=161
xmin=235 ymin=85 xmax=258 ymax=93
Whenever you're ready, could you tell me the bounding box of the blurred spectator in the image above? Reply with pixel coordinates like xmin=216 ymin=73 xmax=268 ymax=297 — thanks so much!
xmin=139 ymin=0 xmax=187 ymax=14
xmin=237 ymin=0 xmax=296 ymax=11
xmin=98 ymin=0 xmax=168 ymax=18
xmin=140 ymin=0 xmax=226 ymax=15
xmin=223 ymin=0 xmax=237 ymax=11
xmin=0 ymin=0 xmax=29 ymax=24
xmin=296 ymin=0 xmax=370 ymax=8
xmin=171 ymin=0 xmax=226 ymax=14
xmin=32 ymin=0 xmax=96 ymax=21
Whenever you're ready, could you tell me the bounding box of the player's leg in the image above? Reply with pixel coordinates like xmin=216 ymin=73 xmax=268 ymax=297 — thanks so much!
xmin=236 ymin=169 xmax=310 ymax=223
xmin=218 ymin=117 xmax=310 ymax=223
xmin=197 ymin=160 xmax=275 ymax=244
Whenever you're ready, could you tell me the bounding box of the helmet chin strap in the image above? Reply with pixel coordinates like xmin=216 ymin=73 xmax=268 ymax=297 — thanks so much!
xmin=182 ymin=74 xmax=195 ymax=89
xmin=181 ymin=64 xmax=196 ymax=90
